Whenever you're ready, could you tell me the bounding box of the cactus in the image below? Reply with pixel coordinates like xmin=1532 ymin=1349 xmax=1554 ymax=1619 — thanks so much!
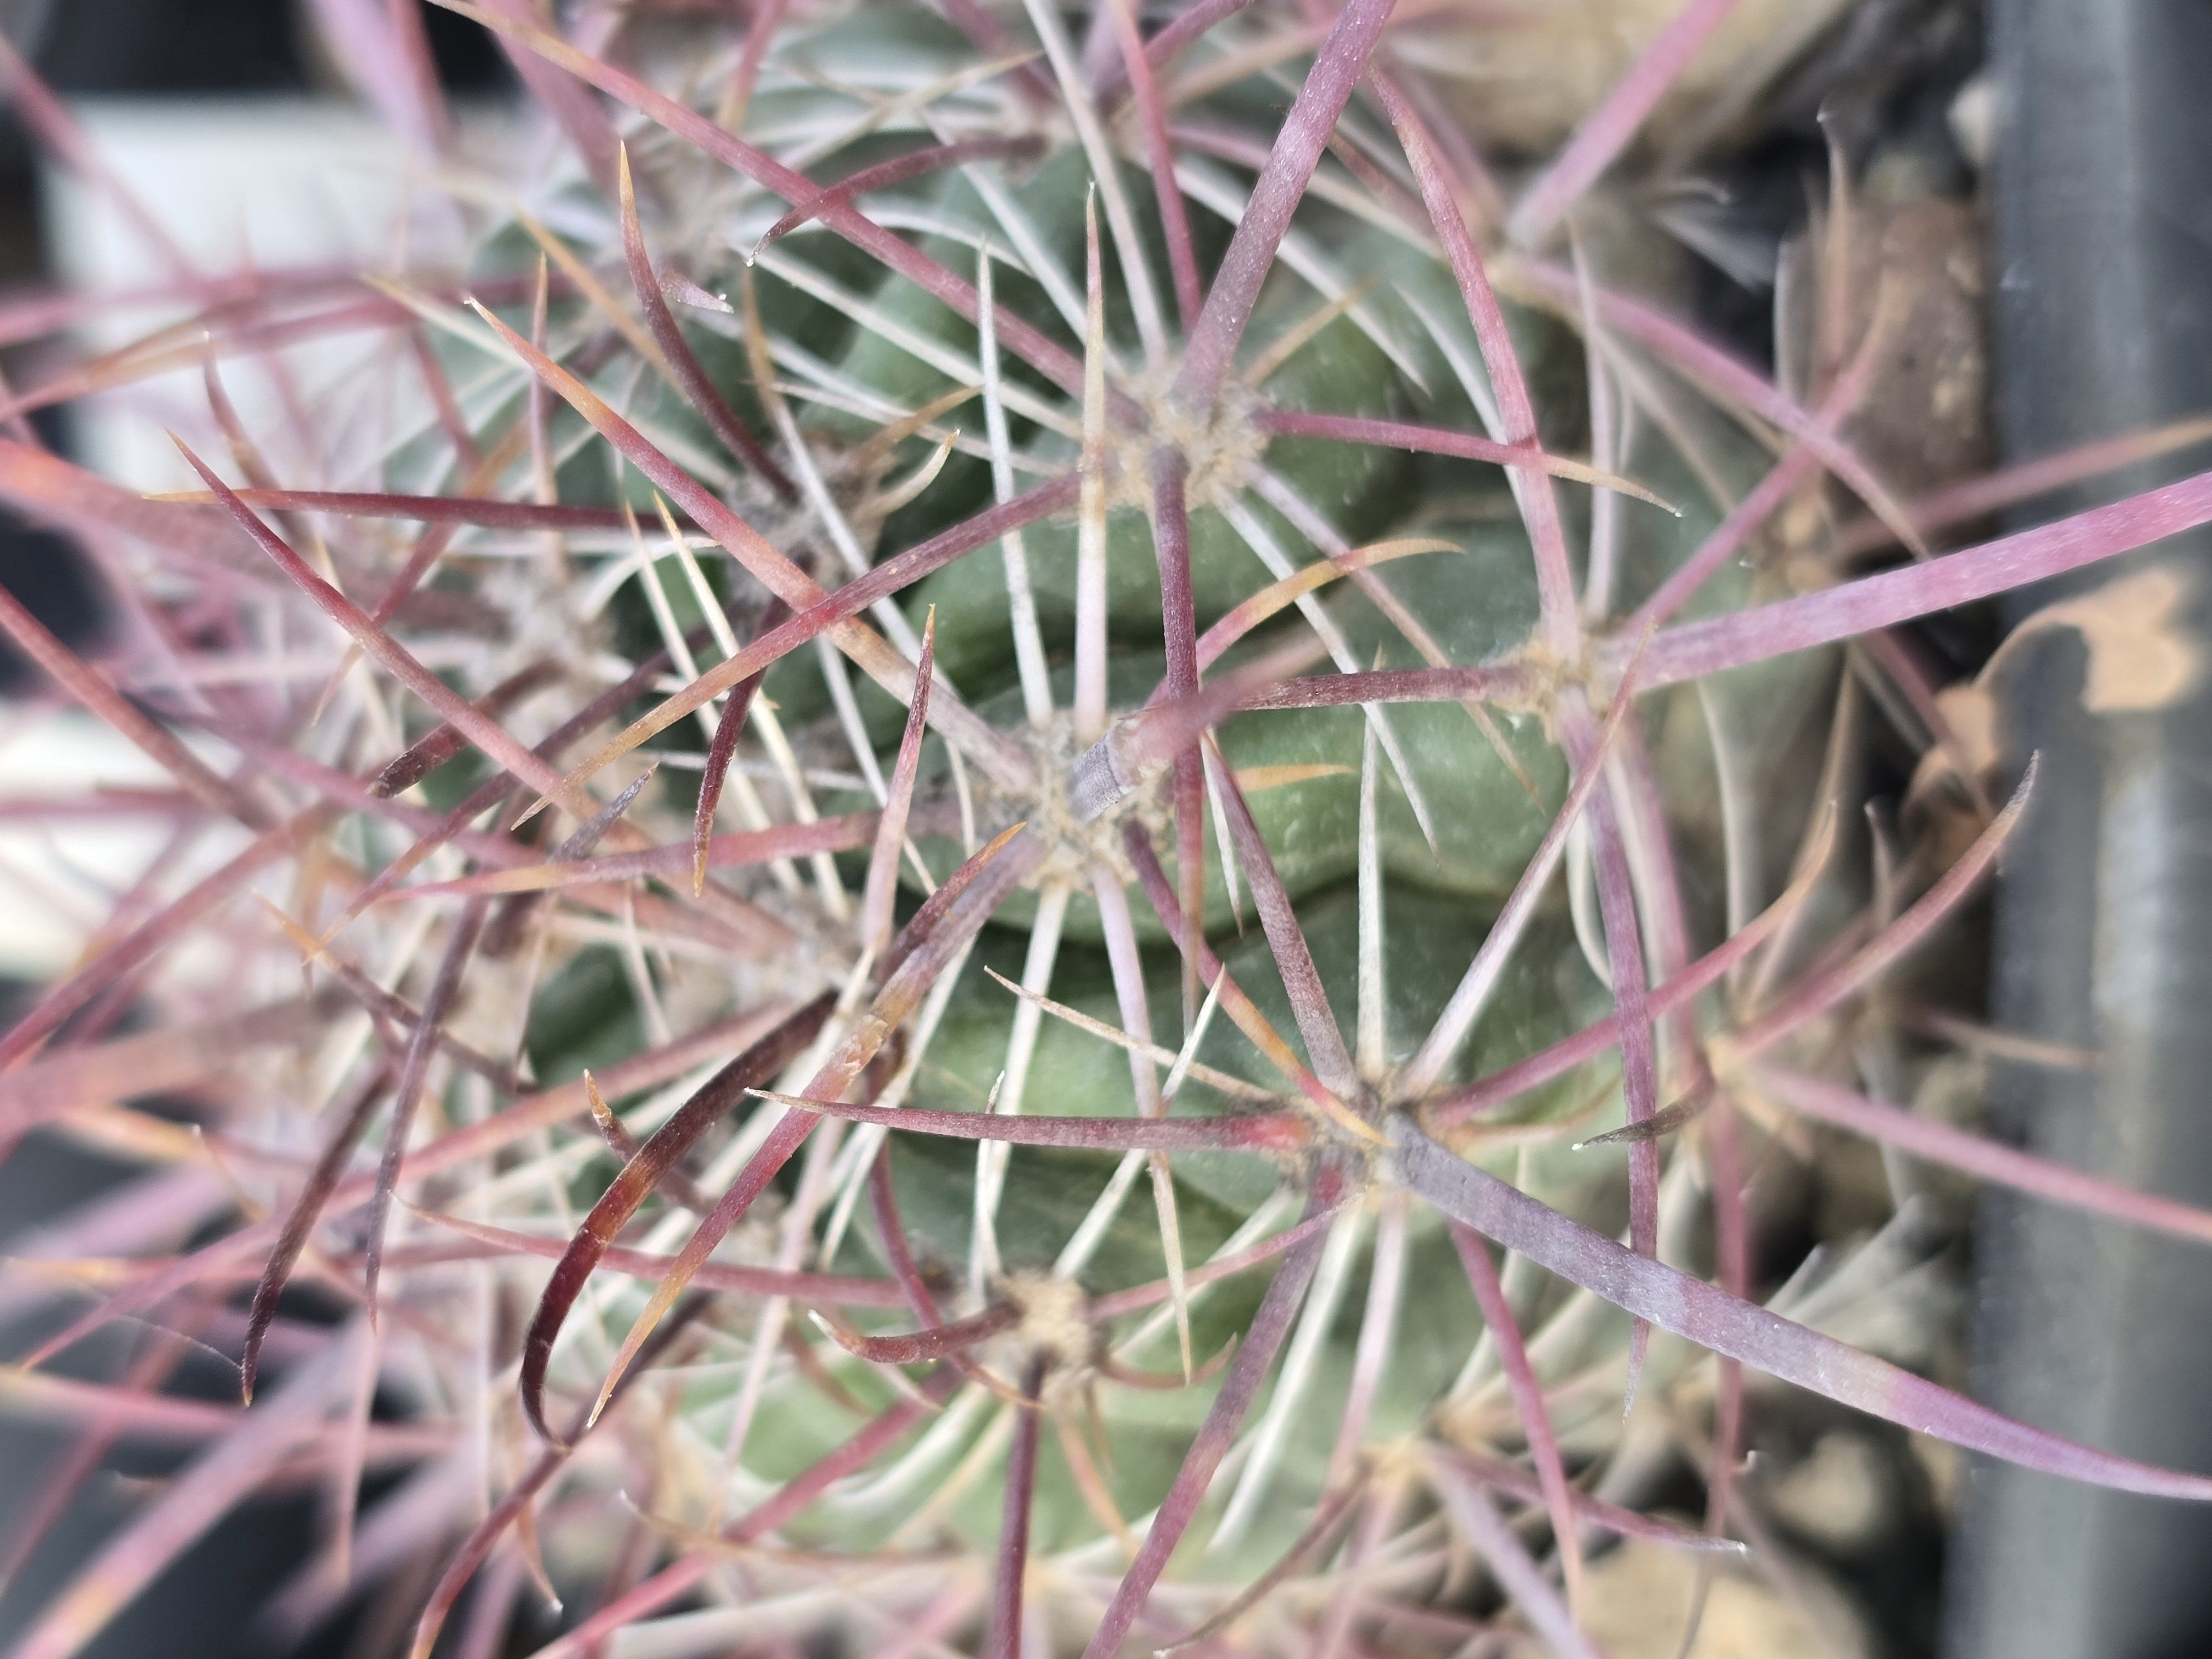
xmin=6 ymin=3 xmax=2212 ymax=1657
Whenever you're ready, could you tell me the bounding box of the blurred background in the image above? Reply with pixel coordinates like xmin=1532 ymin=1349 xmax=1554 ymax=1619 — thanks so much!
xmin=0 ymin=10 xmax=508 ymax=1657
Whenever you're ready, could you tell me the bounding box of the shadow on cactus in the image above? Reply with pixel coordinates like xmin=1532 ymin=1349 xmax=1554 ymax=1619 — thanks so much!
xmin=4 ymin=2 xmax=2212 ymax=1656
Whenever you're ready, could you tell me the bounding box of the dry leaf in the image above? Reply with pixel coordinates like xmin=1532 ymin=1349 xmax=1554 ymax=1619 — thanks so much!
xmin=1422 ymin=0 xmax=1852 ymax=155
xmin=1504 ymin=1535 xmax=1871 ymax=1659
xmin=1912 ymin=566 xmax=2200 ymax=800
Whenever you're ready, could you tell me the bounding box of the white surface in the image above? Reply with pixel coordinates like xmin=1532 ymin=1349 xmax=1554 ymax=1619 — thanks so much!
xmin=0 ymin=711 xmax=249 ymax=978
xmin=41 ymin=97 xmax=476 ymax=491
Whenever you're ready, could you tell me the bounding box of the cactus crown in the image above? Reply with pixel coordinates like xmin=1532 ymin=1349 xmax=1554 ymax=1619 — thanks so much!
xmin=6 ymin=3 xmax=2212 ymax=1657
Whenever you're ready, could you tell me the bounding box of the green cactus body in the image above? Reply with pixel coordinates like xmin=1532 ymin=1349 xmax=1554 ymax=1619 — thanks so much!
xmin=439 ymin=3 xmax=1833 ymax=1635
xmin=10 ymin=3 xmax=2197 ymax=1657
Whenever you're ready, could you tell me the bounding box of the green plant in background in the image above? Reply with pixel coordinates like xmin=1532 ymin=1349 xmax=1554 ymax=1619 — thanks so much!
xmin=3 ymin=2 xmax=2212 ymax=1657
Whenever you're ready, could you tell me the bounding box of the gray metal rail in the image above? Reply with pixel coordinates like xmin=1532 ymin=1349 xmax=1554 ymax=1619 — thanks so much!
xmin=1947 ymin=4 xmax=2212 ymax=1656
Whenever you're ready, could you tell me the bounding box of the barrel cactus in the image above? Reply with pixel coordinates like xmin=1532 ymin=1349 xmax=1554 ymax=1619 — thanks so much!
xmin=4 ymin=2 xmax=2212 ymax=1657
